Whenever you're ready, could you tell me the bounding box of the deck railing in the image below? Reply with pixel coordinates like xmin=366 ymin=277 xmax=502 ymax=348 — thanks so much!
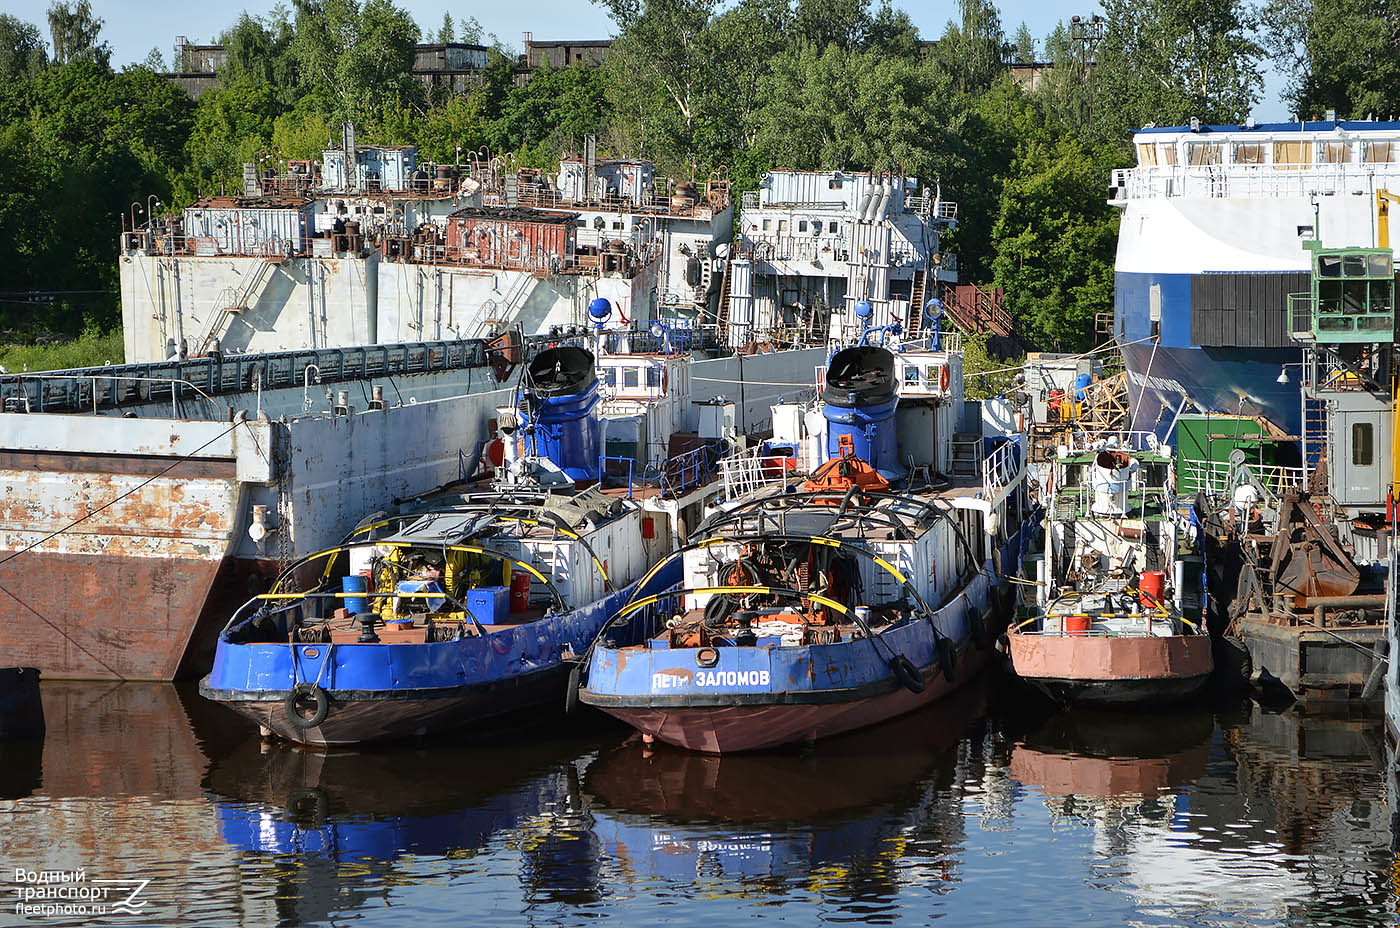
xmin=1178 ymin=458 xmax=1306 ymax=499
xmin=719 ymin=445 xmax=791 ymax=500
xmin=1111 ymin=162 xmax=1400 ymax=201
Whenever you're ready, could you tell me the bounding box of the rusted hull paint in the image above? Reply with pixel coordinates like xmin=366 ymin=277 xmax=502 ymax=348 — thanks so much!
xmin=0 ymin=551 xmax=276 ymax=681
xmin=1007 ymin=632 xmax=1214 ymax=706
xmin=0 ymin=449 xmax=253 ymax=681
xmin=596 ymin=646 xmax=989 ymax=753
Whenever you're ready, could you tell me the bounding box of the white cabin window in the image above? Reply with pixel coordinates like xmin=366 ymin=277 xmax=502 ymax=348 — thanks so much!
xmin=1233 ymin=143 xmax=1265 ymax=164
xmin=1159 ymin=144 xmax=1177 ymax=166
xmin=828 ymin=221 xmax=839 ymax=233
xmin=1321 ymin=141 xmax=1350 ymax=163
xmin=1136 ymin=143 xmax=1158 ymax=166
xmin=1365 ymin=141 xmax=1394 ymax=163
xmin=1186 ymin=143 xmax=1222 ymax=166
xmin=777 ymin=219 xmax=788 ymax=233
xmin=1273 ymin=140 xmax=1312 ymax=170
xmin=623 ymin=367 xmax=639 ymax=388
xmin=798 ymin=220 xmax=808 ymax=232
xmin=762 ymin=219 xmax=771 ymax=231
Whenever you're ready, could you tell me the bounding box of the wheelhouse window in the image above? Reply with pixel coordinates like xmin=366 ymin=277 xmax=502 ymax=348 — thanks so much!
xmin=1186 ymin=143 xmax=1222 ymax=166
xmin=1233 ymin=143 xmax=1265 ymax=164
xmin=623 ymin=367 xmax=639 ymax=388
xmin=645 ymin=366 xmax=661 ymax=387
xmin=1321 ymin=141 xmax=1350 ymax=163
xmin=1159 ymin=144 xmax=1177 ymax=166
xmin=1273 ymin=140 xmax=1312 ymax=170
xmin=1364 ymin=141 xmax=1394 ymax=163
xmin=1136 ymin=143 xmax=1158 ymax=166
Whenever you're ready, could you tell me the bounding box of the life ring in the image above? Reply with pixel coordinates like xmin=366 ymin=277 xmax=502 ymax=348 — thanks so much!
xmin=285 ymin=682 xmax=330 ymax=729
xmin=939 ymin=364 xmax=950 ymax=392
xmin=890 ymin=655 xmax=926 ymax=694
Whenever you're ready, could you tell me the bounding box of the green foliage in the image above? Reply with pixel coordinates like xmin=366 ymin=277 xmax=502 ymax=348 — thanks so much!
xmin=1261 ymin=0 xmax=1400 ymax=119
xmin=0 ymin=325 xmax=124 ymax=372
xmin=291 ymin=0 xmax=421 ymax=128
xmin=990 ymin=130 xmax=1119 ymax=352
xmin=220 ymin=9 xmax=300 ymax=105
xmin=0 ymin=15 xmax=47 ymax=80
xmin=960 ymin=330 xmax=1021 ymax=400
xmin=926 ymin=0 xmax=1007 ymax=97
xmin=488 ymin=64 xmax=608 ymax=166
xmin=1091 ymin=0 xmax=1262 ymax=139
xmin=47 ymin=1 xmax=110 ymax=68
xmin=1011 ymin=23 xmax=1035 ymax=62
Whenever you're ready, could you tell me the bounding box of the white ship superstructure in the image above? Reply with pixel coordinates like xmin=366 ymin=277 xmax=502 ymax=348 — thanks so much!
xmin=727 ymin=170 xmax=957 ymax=348
xmin=1109 ymin=119 xmax=1400 ymax=435
xmin=119 ymin=139 xmax=734 ymax=362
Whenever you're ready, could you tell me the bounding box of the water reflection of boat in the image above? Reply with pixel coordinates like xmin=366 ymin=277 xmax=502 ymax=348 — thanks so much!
xmin=0 ymin=738 xmax=41 ymax=800
xmin=580 ymin=674 xmax=989 ymax=886
xmin=206 ymin=727 xmax=597 ymax=861
xmin=1009 ymin=709 xmax=1213 ymax=798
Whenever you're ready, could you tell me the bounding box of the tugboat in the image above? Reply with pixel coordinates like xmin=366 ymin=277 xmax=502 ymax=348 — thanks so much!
xmin=577 ymin=328 xmax=1033 ymax=752
xmin=1007 ymin=431 xmax=1212 ymax=705
xmin=199 ymin=345 xmax=682 ymax=745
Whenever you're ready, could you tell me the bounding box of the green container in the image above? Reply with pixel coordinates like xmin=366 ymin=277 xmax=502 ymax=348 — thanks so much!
xmin=1173 ymin=414 xmax=1276 ymax=496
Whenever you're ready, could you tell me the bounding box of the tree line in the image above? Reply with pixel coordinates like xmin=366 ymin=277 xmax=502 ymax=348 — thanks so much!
xmin=0 ymin=0 xmax=1390 ymax=358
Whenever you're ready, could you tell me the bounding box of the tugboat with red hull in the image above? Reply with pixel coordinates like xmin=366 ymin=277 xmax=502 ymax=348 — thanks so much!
xmin=1007 ymin=431 xmax=1212 ymax=705
xmin=578 ymin=330 xmax=1033 ymax=752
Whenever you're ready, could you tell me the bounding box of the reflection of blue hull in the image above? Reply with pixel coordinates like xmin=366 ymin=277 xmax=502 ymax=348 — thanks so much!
xmin=1115 ymin=270 xmax=1303 ymax=435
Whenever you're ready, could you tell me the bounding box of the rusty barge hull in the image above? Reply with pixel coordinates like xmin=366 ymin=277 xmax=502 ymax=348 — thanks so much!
xmin=0 ymin=341 xmax=515 ymax=681
xmin=1007 ymin=632 xmax=1215 ymax=707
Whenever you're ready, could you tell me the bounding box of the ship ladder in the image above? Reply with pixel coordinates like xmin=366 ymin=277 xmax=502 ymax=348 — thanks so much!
xmin=198 ymin=257 xmax=278 ymax=355
xmin=907 ymin=258 xmax=929 ymax=338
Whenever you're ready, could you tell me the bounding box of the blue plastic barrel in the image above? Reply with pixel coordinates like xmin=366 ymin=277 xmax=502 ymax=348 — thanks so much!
xmin=1073 ymin=373 xmax=1093 ymax=402
xmin=342 ymin=574 xmax=369 ymax=614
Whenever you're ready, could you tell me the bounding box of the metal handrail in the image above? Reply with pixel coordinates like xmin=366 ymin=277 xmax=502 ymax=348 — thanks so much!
xmin=1180 ymin=458 xmax=1305 ymax=498
xmin=0 ymin=338 xmax=506 ymax=416
xmin=1112 ymin=161 xmax=1400 ymax=200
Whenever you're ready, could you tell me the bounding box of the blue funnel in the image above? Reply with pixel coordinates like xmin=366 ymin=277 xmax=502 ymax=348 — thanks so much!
xmin=525 ymin=346 xmax=600 ymax=481
xmin=822 ymin=346 xmax=902 ymax=480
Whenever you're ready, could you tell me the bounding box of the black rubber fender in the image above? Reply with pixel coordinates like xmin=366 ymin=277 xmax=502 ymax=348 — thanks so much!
xmin=890 ymin=655 xmax=926 ymax=694
xmin=936 ymin=637 xmax=957 ymax=683
xmin=285 ymin=682 xmax=330 ymax=729
xmin=703 ymin=593 xmax=735 ymax=627
xmin=565 ymin=663 xmax=582 ymax=714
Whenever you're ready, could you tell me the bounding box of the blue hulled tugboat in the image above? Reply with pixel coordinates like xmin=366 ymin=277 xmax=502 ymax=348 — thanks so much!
xmin=200 ymin=345 xmax=680 ymax=745
xmin=578 ymin=330 xmax=1035 ymax=752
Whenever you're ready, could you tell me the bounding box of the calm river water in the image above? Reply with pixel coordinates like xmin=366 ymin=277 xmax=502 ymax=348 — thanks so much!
xmin=0 ymin=676 xmax=1394 ymax=927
